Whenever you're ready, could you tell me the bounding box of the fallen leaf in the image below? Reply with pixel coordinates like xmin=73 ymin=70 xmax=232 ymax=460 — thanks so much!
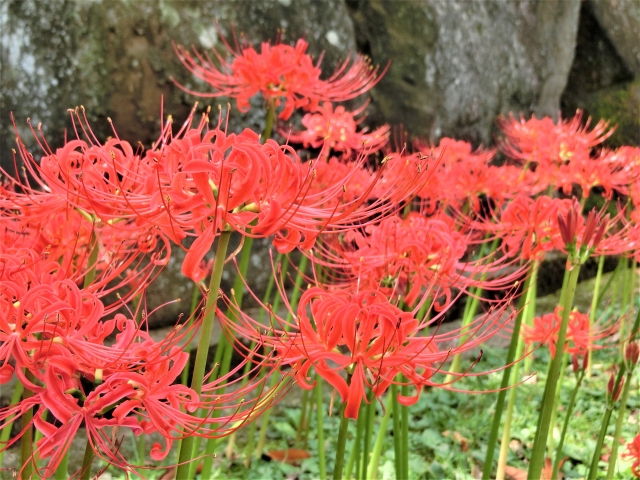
xmin=265 ymin=449 xmax=312 ymax=464
xmin=504 ymin=465 xmax=527 ymax=480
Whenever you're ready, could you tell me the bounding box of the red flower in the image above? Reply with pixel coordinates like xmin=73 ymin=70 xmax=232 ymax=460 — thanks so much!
xmin=498 ymin=110 xmax=613 ymax=168
xmin=175 ymin=38 xmax=385 ymax=119
xmin=222 ymin=286 xmax=515 ymax=419
xmin=286 ymin=102 xmax=389 ymax=156
xmin=491 ymin=194 xmax=569 ymax=260
xmin=623 ymin=434 xmax=640 ymax=477
xmin=522 ymin=307 xmax=610 ymax=358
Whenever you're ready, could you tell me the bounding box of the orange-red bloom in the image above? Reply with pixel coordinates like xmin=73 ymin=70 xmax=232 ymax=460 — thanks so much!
xmin=175 ymin=38 xmax=384 ymax=120
xmin=623 ymin=434 xmax=640 ymax=477
xmin=522 ymin=307 xmax=610 ymax=358
xmin=286 ymin=102 xmax=389 ymax=156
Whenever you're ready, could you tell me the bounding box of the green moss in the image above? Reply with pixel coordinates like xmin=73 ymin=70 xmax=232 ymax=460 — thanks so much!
xmin=586 ymin=79 xmax=640 ymax=147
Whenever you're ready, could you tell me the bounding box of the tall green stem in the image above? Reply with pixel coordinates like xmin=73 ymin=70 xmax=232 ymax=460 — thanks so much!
xmin=345 ymin=410 xmax=365 ymax=480
xmin=262 ymin=102 xmax=276 ymax=143
xmin=333 ymin=404 xmax=350 ymax=480
xmin=54 ymin=449 xmax=70 ymax=480
xmin=175 ymin=231 xmax=231 ymax=480
xmin=401 ymin=382 xmax=409 ymax=479
xmin=551 ymin=371 xmax=584 ymax=478
xmin=588 ymin=305 xmax=640 ymax=479
xmin=391 ymin=384 xmax=402 ymax=479
xmin=528 ymin=263 xmax=581 ymax=479
xmin=316 ymin=376 xmax=327 ymax=480
xmin=181 ymin=284 xmax=203 ymax=386
xmin=361 ymin=393 xmax=376 ymax=480
xmin=367 ymin=393 xmax=393 ymax=480
xmin=481 ymin=271 xmax=533 ymax=480
xmin=587 ymin=255 xmax=605 ymax=378
xmin=79 ymin=438 xmax=95 ymax=480
xmin=605 ymin=371 xmax=633 ymax=479
xmin=20 ymin=372 xmax=35 ymax=480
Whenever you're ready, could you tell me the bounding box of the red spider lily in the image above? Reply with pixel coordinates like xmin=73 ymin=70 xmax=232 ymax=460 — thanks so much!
xmin=312 ymin=211 xmax=524 ymax=310
xmin=303 ymin=156 xmax=375 ymax=208
xmin=219 ymin=283 xmax=516 ymax=419
xmin=486 ymin=194 xmax=570 ymax=260
xmin=413 ymin=138 xmax=499 ymax=212
xmin=555 ymin=148 xmax=634 ymax=200
xmin=521 ymin=307 xmax=612 ymax=358
xmin=94 ymin=111 xmax=428 ymax=281
xmin=285 ymin=101 xmax=390 ymax=156
xmin=175 ymin=37 xmax=385 ymax=120
xmin=623 ymin=434 xmax=640 ymax=477
xmin=498 ymin=110 xmax=614 ymax=168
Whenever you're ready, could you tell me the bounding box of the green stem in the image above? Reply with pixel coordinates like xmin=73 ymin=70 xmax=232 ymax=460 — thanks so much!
xmin=316 ymin=376 xmax=327 ymax=480
xmin=181 ymin=283 xmax=202 ymax=386
xmin=199 ymin=431 xmax=219 ymax=480
xmin=286 ymin=255 xmax=308 ymax=322
xmin=83 ymin=231 xmax=99 ymax=289
xmin=54 ymin=448 xmax=70 ymax=480
xmin=175 ymin=231 xmax=231 ymax=480
xmin=547 ymin=352 xmax=570 ymax=459
xmin=552 ymin=371 xmax=584 ymax=479
xmin=333 ymin=404 xmax=350 ymax=480
xmin=605 ymin=371 xmax=633 ymax=479
xmin=447 ymin=239 xmax=498 ymax=379
xmin=367 ymin=393 xmax=393 ymax=480
xmin=254 ymin=376 xmax=278 ymax=459
xmin=586 ymin=368 xmax=623 ymax=480
xmin=296 ymin=389 xmax=310 ymax=446
xmin=587 ymin=255 xmax=605 ymax=378
xmin=529 ymin=262 xmax=581 ymax=479
xmin=345 ymin=411 xmax=365 ymax=480
xmin=262 ymin=102 xmax=276 ymax=143
xmin=391 ymin=384 xmax=402 ymax=479
xmin=0 ymin=381 xmax=23 ymax=467
xmin=220 ymin=237 xmax=254 ymax=379
xmin=401 ymin=382 xmax=409 ymax=480
xmin=79 ymin=437 xmax=95 ymax=480
xmin=588 ymin=305 xmax=640 ymax=479
xmin=495 ymin=311 xmax=528 ymax=479
xmin=481 ymin=271 xmax=534 ymax=480
xmin=20 ymin=373 xmax=34 ymax=480
xmin=522 ymin=266 xmax=538 ymax=375
xmin=361 ymin=393 xmax=376 ymax=480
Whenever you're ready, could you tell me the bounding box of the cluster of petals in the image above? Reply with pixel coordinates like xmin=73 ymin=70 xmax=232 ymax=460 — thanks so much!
xmin=286 ymin=101 xmax=390 ymax=157
xmin=498 ymin=110 xmax=613 ymax=168
xmin=623 ymin=434 xmax=640 ymax=477
xmin=521 ymin=307 xmax=611 ymax=358
xmin=315 ymin=211 xmax=524 ymax=310
xmin=220 ymin=286 xmax=515 ymax=419
xmin=485 ymin=194 xmax=571 ymax=260
xmin=496 ymin=111 xmax=639 ymax=198
xmin=413 ymin=138 xmax=504 ymax=212
xmin=175 ymin=38 xmax=384 ymax=120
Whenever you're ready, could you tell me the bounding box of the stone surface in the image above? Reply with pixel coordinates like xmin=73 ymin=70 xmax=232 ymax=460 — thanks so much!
xmin=0 ymin=0 xmax=637 ymax=329
xmin=0 ymin=0 xmax=357 ymax=174
xmin=587 ymin=0 xmax=640 ymax=78
xmin=347 ymin=0 xmax=581 ymax=144
xmin=561 ymin=1 xmax=638 ymax=147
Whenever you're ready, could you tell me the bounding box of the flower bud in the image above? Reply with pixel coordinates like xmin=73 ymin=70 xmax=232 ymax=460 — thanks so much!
xmin=571 ymin=353 xmax=588 ymax=374
xmin=625 ymin=342 xmax=640 ymax=366
xmin=607 ymin=372 xmax=624 ymax=402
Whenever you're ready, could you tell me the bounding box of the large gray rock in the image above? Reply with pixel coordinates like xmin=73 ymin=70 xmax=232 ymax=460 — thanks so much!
xmin=587 ymin=0 xmax=640 ymax=78
xmin=347 ymin=0 xmax=581 ymax=144
xmin=0 ymin=0 xmax=357 ymax=174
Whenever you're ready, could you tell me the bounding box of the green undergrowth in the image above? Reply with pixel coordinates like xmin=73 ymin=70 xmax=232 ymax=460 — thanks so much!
xmin=102 ymin=345 xmax=637 ymax=479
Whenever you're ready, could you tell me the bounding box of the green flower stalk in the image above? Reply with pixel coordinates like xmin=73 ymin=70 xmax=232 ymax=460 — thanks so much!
xmin=529 ymin=202 xmax=609 ymax=479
